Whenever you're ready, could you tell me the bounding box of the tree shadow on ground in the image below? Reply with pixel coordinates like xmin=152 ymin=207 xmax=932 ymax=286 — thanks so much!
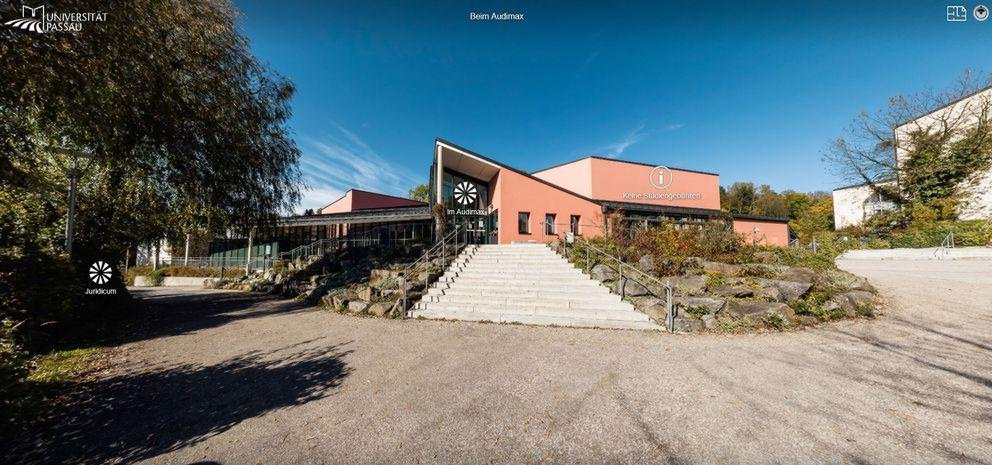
xmin=13 ymin=339 xmax=352 ymax=465
xmin=113 ymin=289 xmax=314 ymax=347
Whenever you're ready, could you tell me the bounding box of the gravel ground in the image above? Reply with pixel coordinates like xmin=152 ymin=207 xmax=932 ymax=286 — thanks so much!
xmin=13 ymin=258 xmax=992 ymax=464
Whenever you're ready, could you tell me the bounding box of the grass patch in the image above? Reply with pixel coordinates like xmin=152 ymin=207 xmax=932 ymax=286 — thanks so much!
xmin=27 ymin=347 xmax=104 ymax=384
xmin=763 ymin=312 xmax=788 ymax=330
xmin=3 ymin=346 xmax=106 ymax=440
xmin=717 ymin=317 xmax=756 ymax=333
xmin=682 ymin=305 xmax=709 ymax=320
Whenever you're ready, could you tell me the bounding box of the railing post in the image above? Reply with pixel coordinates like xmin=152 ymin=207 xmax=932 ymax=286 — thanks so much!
xmin=618 ymin=258 xmax=624 ymax=299
xmin=666 ymin=283 xmax=674 ymax=333
xmin=401 ymin=275 xmax=407 ymax=317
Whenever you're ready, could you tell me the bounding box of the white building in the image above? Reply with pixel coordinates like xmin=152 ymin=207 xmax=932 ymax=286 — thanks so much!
xmin=833 ymin=86 xmax=992 ymax=229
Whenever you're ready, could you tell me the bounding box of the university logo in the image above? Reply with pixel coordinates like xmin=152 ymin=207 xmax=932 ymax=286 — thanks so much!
xmin=4 ymin=5 xmax=45 ymax=33
xmin=3 ymin=4 xmax=107 ymax=33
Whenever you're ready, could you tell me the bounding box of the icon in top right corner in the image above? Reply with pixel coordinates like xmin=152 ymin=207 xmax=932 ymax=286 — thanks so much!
xmin=948 ymin=5 xmax=968 ymax=21
xmin=975 ymin=5 xmax=990 ymax=21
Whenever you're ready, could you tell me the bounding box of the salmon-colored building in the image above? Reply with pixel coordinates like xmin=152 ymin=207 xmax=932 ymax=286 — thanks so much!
xmin=429 ymin=138 xmax=789 ymax=246
xmin=277 ymin=138 xmax=790 ymax=248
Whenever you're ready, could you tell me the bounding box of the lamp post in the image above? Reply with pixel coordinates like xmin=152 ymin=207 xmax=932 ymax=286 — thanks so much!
xmin=56 ymin=147 xmax=93 ymax=259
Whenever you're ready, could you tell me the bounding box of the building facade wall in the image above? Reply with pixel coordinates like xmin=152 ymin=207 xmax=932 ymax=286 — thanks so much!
xmin=732 ymin=218 xmax=790 ymax=246
xmin=320 ymin=189 xmax=425 ymax=215
xmin=530 ymin=158 xmax=595 ymax=197
xmin=587 ymin=158 xmax=721 ymax=210
xmin=832 ymin=181 xmax=899 ymax=230
xmin=533 ymin=157 xmax=721 ymax=211
xmin=320 ymin=191 xmax=353 ymax=214
xmin=492 ymin=168 xmax=605 ymax=244
xmin=893 ymin=87 xmax=992 ymax=222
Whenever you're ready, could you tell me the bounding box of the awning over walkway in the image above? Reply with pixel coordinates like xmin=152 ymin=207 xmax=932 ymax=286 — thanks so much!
xmin=278 ymin=206 xmax=431 ymax=227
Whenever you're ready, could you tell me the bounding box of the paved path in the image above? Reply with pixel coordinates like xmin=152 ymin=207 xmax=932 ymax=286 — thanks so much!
xmin=14 ymin=259 xmax=992 ymax=464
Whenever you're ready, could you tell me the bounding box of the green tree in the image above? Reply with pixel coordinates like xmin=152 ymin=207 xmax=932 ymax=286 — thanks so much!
xmin=408 ymin=184 xmax=430 ymax=203
xmin=723 ymin=182 xmax=756 ymax=215
xmin=753 ymin=184 xmax=789 ymax=217
xmin=824 ymin=70 xmax=992 ymax=217
xmin=789 ymin=196 xmax=835 ymax=242
xmin=1 ymin=0 xmax=301 ymax=350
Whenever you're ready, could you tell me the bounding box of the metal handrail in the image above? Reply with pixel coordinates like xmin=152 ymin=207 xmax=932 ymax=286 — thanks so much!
xmin=400 ymin=225 xmax=462 ymax=316
xmin=933 ymin=231 xmax=956 ymax=258
xmin=554 ymin=237 xmax=675 ymax=332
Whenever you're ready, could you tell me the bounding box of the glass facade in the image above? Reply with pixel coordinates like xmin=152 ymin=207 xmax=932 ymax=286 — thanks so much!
xmin=441 ymin=169 xmax=489 ymax=211
xmin=440 ymin=168 xmax=497 ymax=244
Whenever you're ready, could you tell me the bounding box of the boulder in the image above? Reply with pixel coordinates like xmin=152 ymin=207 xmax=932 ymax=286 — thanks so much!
xmin=682 ymin=257 xmax=704 ymax=269
xmin=671 ymin=315 xmax=704 ymax=332
xmin=709 ymin=284 xmax=755 ymax=298
xmin=773 ymin=266 xmax=818 ymax=284
xmin=850 ymin=277 xmax=876 ymax=293
xmin=666 ymin=275 xmax=707 ymax=295
xmin=701 ymin=314 xmax=719 ymax=329
xmin=621 ymin=278 xmax=650 ymax=297
xmin=752 ymin=251 xmax=779 ymax=264
xmin=640 ymin=299 xmax=668 ymax=322
xmin=347 ymin=300 xmax=368 ymax=314
xmin=823 ymin=291 xmax=876 ymax=317
xmin=357 ymin=286 xmax=373 ymax=301
xmin=724 ymin=301 xmax=795 ymax=323
xmin=331 ymin=293 xmax=353 ymax=309
xmin=590 ymin=264 xmax=617 ymax=282
xmin=379 ymin=289 xmax=402 ymax=298
xmin=702 ymin=261 xmax=743 ymax=276
xmin=370 ymin=269 xmax=403 ymax=280
xmin=390 ymin=299 xmax=411 ymax=316
xmin=417 ymin=271 xmax=440 ymax=283
xmin=367 ymin=302 xmax=390 ymax=317
xmin=320 ymin=295 xmax=336 ymax=308
xmin=755 ymin=286 xmax=784 ymax=302
xmin=673 ymin=296 xmax=726 ymax=315
xmin=638 ymin=255 xmax=655 ymax=273
xmin=754 ymin=278 xmax=813 ymax=302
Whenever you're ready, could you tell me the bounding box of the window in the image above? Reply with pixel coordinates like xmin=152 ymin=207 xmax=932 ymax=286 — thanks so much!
xmin=518 ymin=212 xmax=530 ymax=234
xmin=545 ymin=213 xmax=556 ymax=235
xmin=570 ymin=215 xmax=580 ymax=235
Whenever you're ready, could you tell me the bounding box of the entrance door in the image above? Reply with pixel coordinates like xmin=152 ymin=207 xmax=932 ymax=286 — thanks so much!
xmin=453 ymin=216 xmax=490 ymax=244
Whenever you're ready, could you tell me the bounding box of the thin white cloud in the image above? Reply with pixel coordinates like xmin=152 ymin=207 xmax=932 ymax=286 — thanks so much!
xmin=298 ymin=124 xmax=422 ymax=212
xmin=665 ymin=123 xmax=684 ymax=131
xmin=297 ymin=185 xmax=345 ymax=213
xmin=598 ymin=124 xmax=647 ymax=158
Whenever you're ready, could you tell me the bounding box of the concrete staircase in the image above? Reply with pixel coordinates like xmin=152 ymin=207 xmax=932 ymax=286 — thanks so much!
xmin=411 ymin=243 xmax=662 ymax=330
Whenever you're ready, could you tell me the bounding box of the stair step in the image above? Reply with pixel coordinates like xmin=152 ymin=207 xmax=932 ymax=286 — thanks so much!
xmin=433 ymin=278 xmax=603 ymax=289
xmin=414 ymin=244 xmax=659 ymax=329
xmin=423 ymin=293 xmax=628 ymax=308
xmin=410 ymin=309 xmax=660 ymax=330
xmin=426 ymin=287 xmax=620 ymax=302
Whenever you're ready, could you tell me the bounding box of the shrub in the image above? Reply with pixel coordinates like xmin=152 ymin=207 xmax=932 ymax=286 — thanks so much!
xmin=763 ymin=312 xmax=788 ymax=330
xmin=145 ymin=269 xmax=166 ymax=286
xmin=376 ymin=276 xmax=400 ymax=290
xmin=682 ymin=305 xmax=709 ymax=320
xmin=593 ymin=220 xmax=749 ymax=275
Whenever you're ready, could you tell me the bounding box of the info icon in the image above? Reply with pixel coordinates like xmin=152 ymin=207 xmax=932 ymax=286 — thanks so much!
xmin=975 ymin=5 xmax=989 ymax=21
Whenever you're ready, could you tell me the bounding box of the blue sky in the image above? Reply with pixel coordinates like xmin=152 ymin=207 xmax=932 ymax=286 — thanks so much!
xmin=234 ymin=0 xmax=992 ymax=212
